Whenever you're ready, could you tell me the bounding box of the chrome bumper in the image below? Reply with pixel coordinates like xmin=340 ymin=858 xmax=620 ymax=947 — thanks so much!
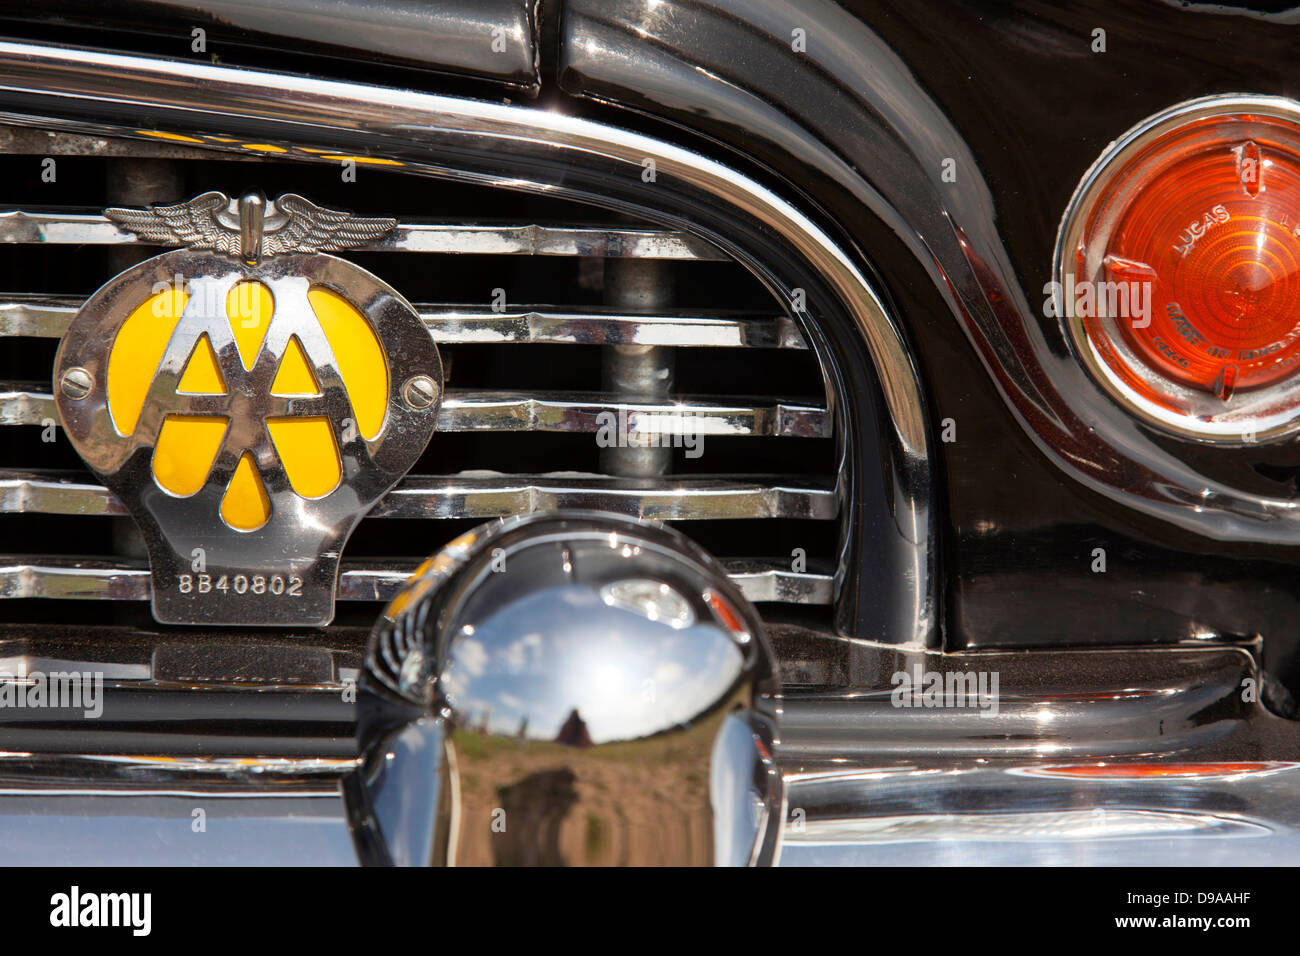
xmin=1 ymin=641 xmax=1295 ymax=865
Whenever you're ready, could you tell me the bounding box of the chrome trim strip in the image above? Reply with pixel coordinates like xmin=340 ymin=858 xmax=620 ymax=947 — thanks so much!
xmin=19 ymin=753 xmax=363 ymax=774
xmin=0 ymin=470 xmax=839 ymax=521
xmin=711 ymin=562 xmax=835 ymax=604
xmin=0 ymin=210 xmax=726 ymax=259
xmin=772 ymin=643 xmax=1299 ymax=864
xmin=0 ymin=785 xmax=342 ymax=798
xmin=0 ymin=557 xmax=834 ymax=605
xmin=779 ymin=763 xmax=1300 ymax=865
xmin=0 ymin=40 xmax=935 ymax=644
xmin=1 ymin=295 xmax=806 ymax=348
xmin=1 ymin=383 xmax=829 ymax=437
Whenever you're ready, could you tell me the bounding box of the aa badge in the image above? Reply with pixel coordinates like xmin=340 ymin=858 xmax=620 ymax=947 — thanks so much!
xmin=53 ymin=191 xmax=442 ymax=626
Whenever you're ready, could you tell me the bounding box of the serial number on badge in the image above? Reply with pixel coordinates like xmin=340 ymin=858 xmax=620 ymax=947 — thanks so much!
xmin=177 ymin=573 xmax=304 ymax=597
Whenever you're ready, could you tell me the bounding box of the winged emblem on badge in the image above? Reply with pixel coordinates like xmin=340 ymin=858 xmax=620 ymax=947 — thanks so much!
xmin=105 ymin=190 xmax=398 ymax=261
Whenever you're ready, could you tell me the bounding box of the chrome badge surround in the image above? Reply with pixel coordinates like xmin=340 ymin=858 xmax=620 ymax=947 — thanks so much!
xmin=53 ymin=193 xmax=443 ymax=627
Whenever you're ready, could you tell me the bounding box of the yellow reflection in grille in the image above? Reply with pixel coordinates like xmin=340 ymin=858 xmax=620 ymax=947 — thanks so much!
xmin=152 ymin=415 xmax=228 ymax=496
xmin=135 ymin=130 xmax=205 ymax=144
xmin=318 ymin=155 xmax=405 ymax=166
xmin=176 ymin=333 xmax=226 ymax=394
xmin=106 ymin=287 xmax=189 ymax=435
xmin=309 ymin=286 xmax=388 ymax=439
xmin=226 ymin=281 xmax=275 ymax=370
xmin=267 ymin=417 xmax=341 ymax=498
xmin=220 ymin=452 xmax=271 ymax=531
xmin=387 ymin=531 xmax=481 ymax=618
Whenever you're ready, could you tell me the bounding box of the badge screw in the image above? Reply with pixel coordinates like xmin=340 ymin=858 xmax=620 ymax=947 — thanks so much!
xmin=402 ymin=375 xmax=439 ymax=409
xmin=60 ymin=367 xmax=93 ymax=401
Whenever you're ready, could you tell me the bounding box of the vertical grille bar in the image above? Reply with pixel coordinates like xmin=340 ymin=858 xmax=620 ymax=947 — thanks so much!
xmin=600 ymin=258 xmax=677 ymax=477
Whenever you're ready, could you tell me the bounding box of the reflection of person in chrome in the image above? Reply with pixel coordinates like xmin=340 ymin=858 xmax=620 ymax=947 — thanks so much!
xmin=489 ymin=708 xmax=591 ymax=865
xmin=493 ymin=768 xmax=579 ymax=867
xmin=554 ymin=708 xmax=594 ymax=748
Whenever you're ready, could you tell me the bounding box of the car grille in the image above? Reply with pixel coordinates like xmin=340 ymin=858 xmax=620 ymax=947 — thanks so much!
xmin=0 ymin=129 xmax=841 ymax=631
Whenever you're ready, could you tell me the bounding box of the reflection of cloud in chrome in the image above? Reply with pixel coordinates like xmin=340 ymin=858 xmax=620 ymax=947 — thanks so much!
xmin=442 ymin=585 xmax=741 ymax=744
xmin=501 ymin=633 xmax=542 ymax=674
xmin=457 ymin=638 xmax=488 ymax=677
xmin=654 ymin=660 xmax=685 ymax=685
xmin=441 ymin=637 xmax=486 ymax=705
xmin=442 ymin=669 xmax=468 ymax=703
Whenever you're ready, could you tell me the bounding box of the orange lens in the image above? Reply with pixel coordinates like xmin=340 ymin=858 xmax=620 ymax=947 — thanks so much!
xmin=1079 ymin=114 xmax=1300 ymax=399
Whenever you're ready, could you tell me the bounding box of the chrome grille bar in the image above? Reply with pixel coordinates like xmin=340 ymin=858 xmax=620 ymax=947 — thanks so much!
xmin=0 ymin=295 xmax=79 ymax=338
xmin=0 ymin=295 xmax=806 ymax=349
xmin=0 ymin=557 xmax=834 ymax=605
xmin=0 ymin=384 xmax=830 ymax=438
xmin=418 ymin=306 xmax=806 ymax=349
xmin=0 ymin=385 xmax=52 ymax=426
xmin=0 ymin=470 xmax=838 ymax=521
xmin=437 ymin=392 xmax=829 ymax=437
xmin=377 ymin=474 xmax=836 ymax=519
xmin=0 ymin=385 xmax=51 ymax=426
xmin=338 ymin=561 xmax=833 ymax=604
xmin=0 ymin=210 xmax=727 ymax=259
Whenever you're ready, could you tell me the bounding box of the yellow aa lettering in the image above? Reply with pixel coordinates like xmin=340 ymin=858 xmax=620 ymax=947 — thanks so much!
xmin=267 ymin=417 xmax=341 ymax=498
xmin=226 ymin=281 xmax=275 ymax=370
xmin=271 ymin=336 xmax=321 ymax=395
xmin=176 ymin=333 xmax=226 ymax=394
xmin=220 ymin=452 xmax=271 ymax=531
xmin=152 ymin=415 xmax=228 ymax=496
xmin=106 ymin=287 xmax=189 ymax=435
xmin=309 ymin=287 xmax=388 ymax=439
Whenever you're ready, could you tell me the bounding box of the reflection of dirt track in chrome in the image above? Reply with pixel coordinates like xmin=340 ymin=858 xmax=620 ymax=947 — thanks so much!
xmin=450 ymin=713 xmax=720 ymax=866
